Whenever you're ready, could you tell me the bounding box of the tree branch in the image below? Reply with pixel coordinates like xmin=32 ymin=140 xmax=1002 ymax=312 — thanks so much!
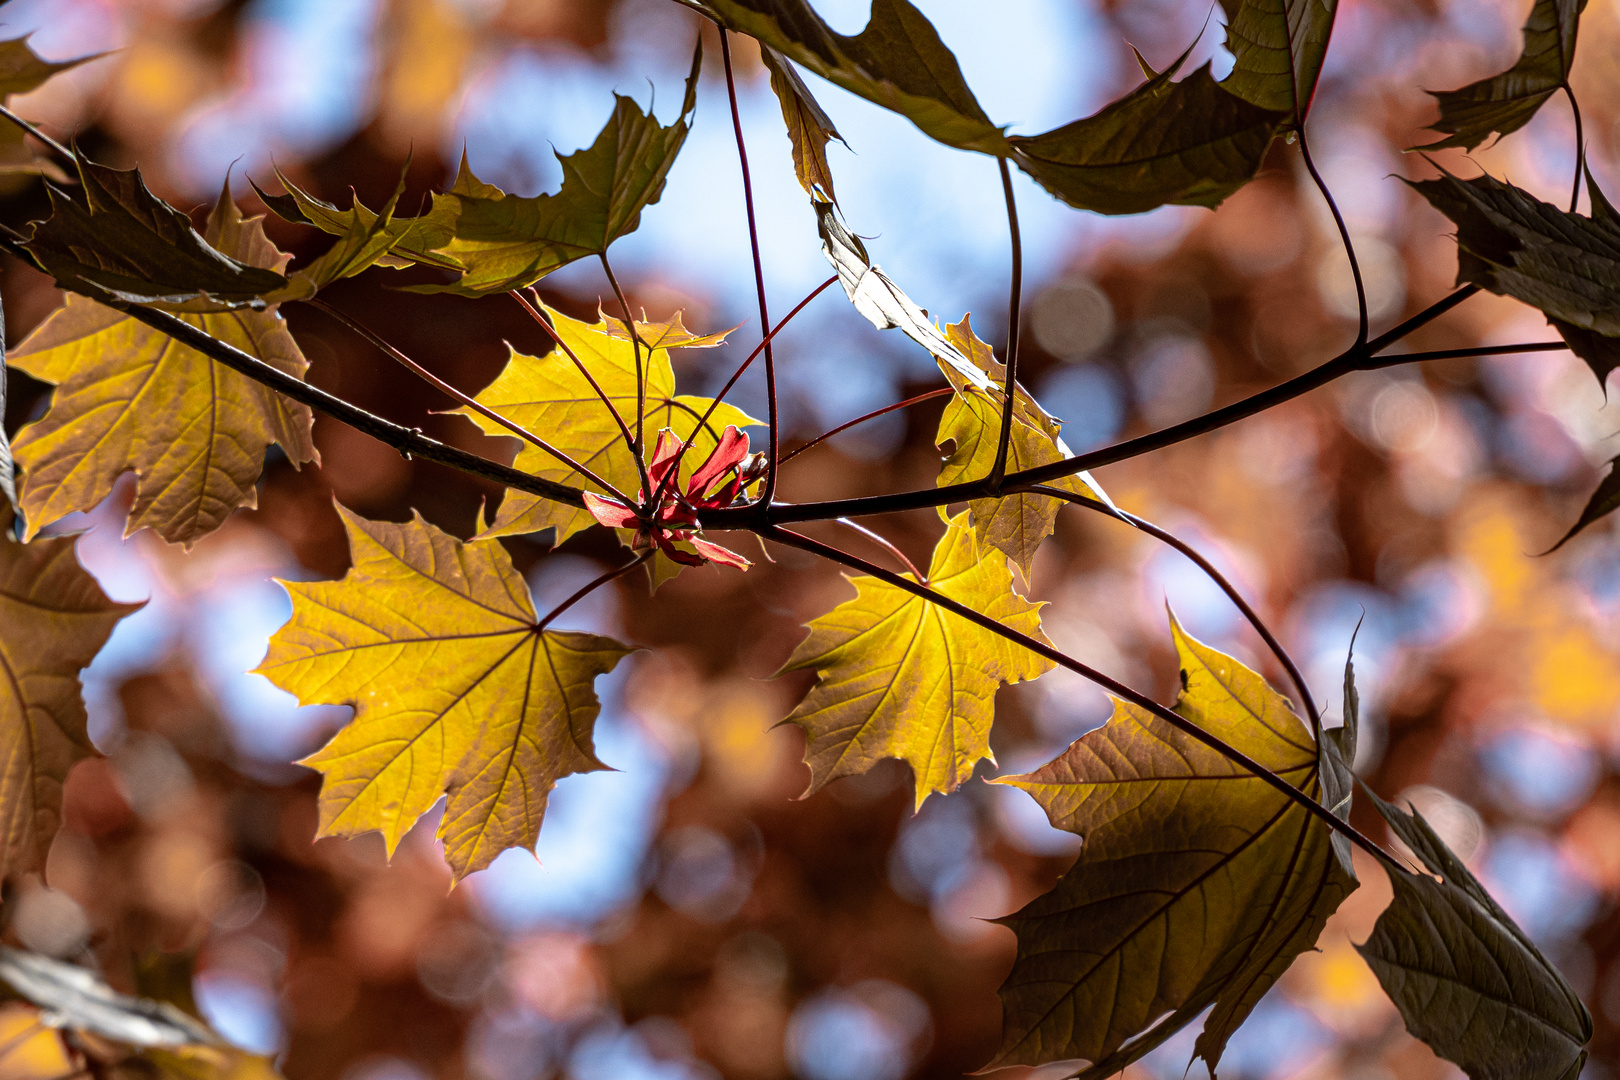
xmin=761 ymin=523 xmax=1402 ymax=872
xmin=1298 ymin=126 xmax=1368 ymax=347
xmin=1019 ymin=484 xmax=1321 ymax=737
xmin=304 ymin=297 xmax=632 ymax=502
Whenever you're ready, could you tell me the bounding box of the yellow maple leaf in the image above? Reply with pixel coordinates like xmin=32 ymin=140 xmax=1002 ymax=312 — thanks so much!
xmin=934 ymin=316 xmax=1100 ymax=576
xmin=777 ymin=511 xmax=1054 ymax=808
xmin=0 ymin=521 xmax=140 ymax=880
xmin=256 ymin=505 xmax=634 ymax=878
xmin=9 ymin=183 xmax=317 ymax=546
xmin=462 ymin=303 xmax=758 ymax=544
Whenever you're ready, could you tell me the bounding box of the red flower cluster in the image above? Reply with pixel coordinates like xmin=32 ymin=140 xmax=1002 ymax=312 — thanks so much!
xmin=583 ymin=426 xmax=759 ymax=570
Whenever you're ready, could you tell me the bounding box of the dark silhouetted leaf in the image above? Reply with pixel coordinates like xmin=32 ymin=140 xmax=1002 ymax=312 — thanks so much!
xmin=761 ymin=45 xmax=845 ymax=201
xmin=684 ymin=0 xmax=1004 ymax=154
xmin=0 ymin=36 xmax=103 ymax=180
xmin=1410 ymin=166 xmax=1620 ymax=386
xmin=1550 ymin=455 xmax=1620 ymax=550
xmin=21 ymin=157 xmax=289 ymax=305
xmin=407 ymin=43 xmax=701 ymax=296
xmin=991 ymin=616 xmax=1356 ymax=1078
xmin=1218 ymin=0 xmax=1338 ymax=117
xmin=1358 ymin=791 xmax=1591 ymax=1080
xmin=1007 ymin=51 xmax=1284 ymax=215
xmin=1420 ymin=0 xmax=1585 ymax=151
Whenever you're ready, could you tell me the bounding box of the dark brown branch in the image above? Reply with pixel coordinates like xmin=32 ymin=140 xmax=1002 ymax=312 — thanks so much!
xmin=1298 ymin=126 xmax=1368 ymax=347
xmin=97 ymin=292 xmax=587 ymax=508
xmin=599 ymin=253 xmax=647 ymax=457
xmin=761 ymin=523 xmax=1403 ymax=872
xmin=304 ymin=297 xmax=630 ymax=501
xmin=834 ymin=517 xmax=925 ymax=581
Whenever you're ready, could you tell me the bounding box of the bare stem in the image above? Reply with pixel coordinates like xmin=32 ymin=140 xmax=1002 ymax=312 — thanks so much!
xmin=834 ymin=517 xmax=925 ymax=581
xmin=537 ymin=552 xmax=652 ymax=629
xmin=0 ymin=103 xmax=73 ymax=166
xmin=599 ymin=254 xmax=646 ymax=457
xmin=1298 ymin=125 xmax=1368 ymax=348
xmin=760 ymin=523 xmax=1403 ymax=872
xmin=781 ymin=388 xmax=955 ymax=465
xmin=1021 ymin=484 xmax=1322 ymax=737
xmin=989 ymin=156 xmax=1023 ymax=488
xmin=305 ymin=297 xmax=632 ymax=502
xmin=1565 ymin=84 xmax=1585 ymax=213
xmin=509 ymin=288 xmax=647 ymax=491
xmin=720 ymin=30 xmax=780 ymax=504
xmin=1365 ymin=340 xmax=1567 ymax=367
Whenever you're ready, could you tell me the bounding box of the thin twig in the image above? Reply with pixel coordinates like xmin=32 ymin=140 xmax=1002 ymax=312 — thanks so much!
xmin=657 ymin=274 xmax=839 ymax=500
xmin=989 ymin=156 xmax=1023 ymax=488
xmin=1565 ymin=84 xmax=1585 ymax=213
xmin=73 ymin=283 xmax=589 ymax=508
xmin=780 ymin=388 xmax=955 ymax=465
xmin=1298 ymin=126 xmax=1368 ymax=347
xmin=760 ymin=523 xmax=1403 ymax=872
xmin=509 ymin=288 xmax=646 ymax=490
xmin=834 ymin=517 xmax=925 ymax=581
xmin=537 ymin=552 xmax=653 ymax=629
xmin=710 ymin=285 xmax=1483 ymax=527
xmin=0 ymin=103 xmax=73 ymax=166
xmin=304 ymin=297 xmax=632 ymax=502
xmin=720 ymin=30 xmax=780 ymax=504
xmin=599 ymin=254 xmax=646 ymax=457
xmin=1365 ymin=340 xmax=1567 ymax=367
xmin=1021 ymin=484 xmax=1322 ymax=737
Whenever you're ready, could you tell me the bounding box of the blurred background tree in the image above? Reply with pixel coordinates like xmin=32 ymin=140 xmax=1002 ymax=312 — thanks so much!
xmin=4 ymin=1 xmax=1620 ymax=1079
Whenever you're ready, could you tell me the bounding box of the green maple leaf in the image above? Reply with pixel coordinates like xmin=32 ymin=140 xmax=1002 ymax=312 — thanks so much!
xmin=777 ymin=511 xmax=1054 ymax=808
xmin=407 ymin=44 xmax=701 ymax=296
xmin=990 ymin=615 xmax=1356 ymax=1077
xmin=685 ymin=0 xmax=1005 ymax=155
xmin=1007 ymin=46 xmax=1285 ymax=215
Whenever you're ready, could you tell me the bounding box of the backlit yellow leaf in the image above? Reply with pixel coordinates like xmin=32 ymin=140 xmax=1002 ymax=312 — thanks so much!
xmin=992 ymin=615 xmax=1356 ymax=1078
xmin=934 ymin=316 xmax=1100 ymax=575
xmin=463 ymin=304 xmax=758 ymax=544
xmin=778 ymin=511 xmax=1053 ymax=808
xmin=9 ymin=184 xmax=317 ymax=546
xmin=256 ymin=505 xmax=634 ymax=878
xmin=0 ymin=521 xmax=139 ymax=881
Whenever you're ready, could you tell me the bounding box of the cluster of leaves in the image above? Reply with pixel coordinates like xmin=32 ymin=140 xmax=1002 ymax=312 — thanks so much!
xmin=0 ymin=2 xmax=1613 ymax=1079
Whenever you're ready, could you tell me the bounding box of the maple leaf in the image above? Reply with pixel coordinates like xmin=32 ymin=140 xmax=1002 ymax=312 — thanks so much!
xmin=777 ymin=511 xmax=1054 ymax=808
xmin=990 ymin=615 xmax=1357 ymax=1078
xmin=406 ymin=45 xmax=701 ymax=296
xmin=1218 ymin=0 xmax=1338 ymax=118
xmin=1007 ymin=46 xmax=1284 ymax=215
xmin=0 ymin=521 xmax=140 ymax=882
xmin=10 ymin=183 xmax=318 ymax=546
xmin=760 ymin=45 xmax=846 ymax=202
xmin=256 ymin=505 xmax=635 ymax=878
xmin=461 ymin=303 xmax=758 ymax=545
xmin=252 ymin=164 xmax=462 ymax=299
xmin=933 ymin=316 xmax=1100 ymax=575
